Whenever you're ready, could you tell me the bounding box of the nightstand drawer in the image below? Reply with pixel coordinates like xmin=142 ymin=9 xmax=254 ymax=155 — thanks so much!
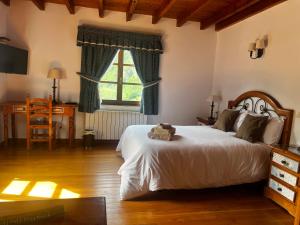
xmin=269 ymin=178 xmax=295 ymax=202
xmin=271 ymin=166 xmax=297 ymax=186
xmin=272 ymin=152 xmax=299 ymax=173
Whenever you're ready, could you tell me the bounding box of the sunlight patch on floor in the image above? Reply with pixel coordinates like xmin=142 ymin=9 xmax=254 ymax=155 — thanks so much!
xmin=59 ymin=189 xmax=80 ymax=199
xmin=2 ymin=180 xmax=30 ymax=195
xmin=1 ymin=178 xmax=80 ymax=201
xmin=0 ymin=199 xmax=14 ymax=202
xmin=28 ymin=181 xmax=57 ymax=198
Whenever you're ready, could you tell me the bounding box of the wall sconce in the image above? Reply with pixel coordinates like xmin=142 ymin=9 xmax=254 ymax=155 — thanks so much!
xmin=248 ymin=38 xmax=266 ymax=59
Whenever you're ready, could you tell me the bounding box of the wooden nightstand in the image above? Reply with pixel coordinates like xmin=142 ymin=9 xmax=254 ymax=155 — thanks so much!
xmin=264 ymin=144 xmax=300 ymax=225
xmin=196 ymin=117 xmax=215 ymax=126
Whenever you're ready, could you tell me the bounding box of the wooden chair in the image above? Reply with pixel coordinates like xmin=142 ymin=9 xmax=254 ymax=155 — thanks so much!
xmin=26 ymin=95 xmax=57 ymax=150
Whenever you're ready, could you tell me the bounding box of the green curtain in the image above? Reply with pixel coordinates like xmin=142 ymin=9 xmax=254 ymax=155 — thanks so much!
xmin=77 ymin=25 xmax=163 ymax=114
xmin=79 ymin=45 xmax=118 ymax=113
xmin=130 ymin=50 xmax=160 ymax=115
xmin=77 ymin=25 xmax=163 ymax=53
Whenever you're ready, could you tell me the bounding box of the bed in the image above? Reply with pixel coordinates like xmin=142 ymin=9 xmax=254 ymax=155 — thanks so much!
xmin=117 ymin=91 xmax=293 ymax=200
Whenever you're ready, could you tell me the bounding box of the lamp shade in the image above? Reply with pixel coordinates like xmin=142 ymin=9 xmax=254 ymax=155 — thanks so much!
xmin=248 ymin=42 xmax=256 ymax=51
xmin=47 ymin=68 xmax=62 ymax=79
xmin=255 ymin=39 xmax=265 ymax=49
xmin=206 ymin=95 xmax=222 ymax=103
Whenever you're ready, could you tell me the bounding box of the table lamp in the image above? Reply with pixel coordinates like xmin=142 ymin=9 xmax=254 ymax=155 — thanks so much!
xmin=47 ymin=68 xmax=62 ymax=104
xmin=206 ymin=95 xmax=222 ymax=123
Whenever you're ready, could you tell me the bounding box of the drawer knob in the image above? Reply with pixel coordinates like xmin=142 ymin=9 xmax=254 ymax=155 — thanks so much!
xmin=279 ymin=173 xmax=284 ymax=178
xmin=277 ymin=187 xmax=282 ymax=192
xmin=281 ymin=160 xmax=289 ymax=166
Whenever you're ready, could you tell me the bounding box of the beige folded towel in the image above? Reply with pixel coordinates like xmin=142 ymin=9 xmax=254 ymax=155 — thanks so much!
xmin=148 ymin=123 xmax=176 ymax=141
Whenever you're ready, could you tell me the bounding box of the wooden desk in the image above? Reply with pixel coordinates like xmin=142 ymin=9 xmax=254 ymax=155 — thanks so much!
xmin=0 ymin=197 xmax=107 ymax=225
xmin=1 ymin=102 xmax=78 ymax=146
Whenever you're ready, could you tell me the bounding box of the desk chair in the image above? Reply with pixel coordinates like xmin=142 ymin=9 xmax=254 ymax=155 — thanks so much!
xmin=26 ymin=95 xmax=57 ymax=150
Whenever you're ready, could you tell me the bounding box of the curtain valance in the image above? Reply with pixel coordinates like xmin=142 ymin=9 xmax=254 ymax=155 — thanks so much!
xmin=77 ymin=25 xmax=163 ymax=53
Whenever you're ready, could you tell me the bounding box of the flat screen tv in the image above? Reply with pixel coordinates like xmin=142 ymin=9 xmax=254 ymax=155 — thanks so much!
xmin=0 ymin=43 xmax=28 ymax=75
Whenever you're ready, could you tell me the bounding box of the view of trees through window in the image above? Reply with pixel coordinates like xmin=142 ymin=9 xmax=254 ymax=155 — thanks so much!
xmin=99 ymin=50 xmax=142 ymax=106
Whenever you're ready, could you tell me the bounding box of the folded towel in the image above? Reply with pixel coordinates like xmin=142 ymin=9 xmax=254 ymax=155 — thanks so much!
xmin=148 ymin=123 xmax=176 ymax=141
xmin=148 ymin=132 xmax=172 ymax=141
xmin=159 ymin=123 xmax=176 ymax=134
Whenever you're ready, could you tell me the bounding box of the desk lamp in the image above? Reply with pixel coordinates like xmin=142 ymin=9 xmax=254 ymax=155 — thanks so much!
xmin=47 ymin=68 xmax=62 ymax=104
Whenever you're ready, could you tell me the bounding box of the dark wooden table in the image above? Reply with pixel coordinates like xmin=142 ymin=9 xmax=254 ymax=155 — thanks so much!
xmin=0 ymin=197 xmax=107 ymax=225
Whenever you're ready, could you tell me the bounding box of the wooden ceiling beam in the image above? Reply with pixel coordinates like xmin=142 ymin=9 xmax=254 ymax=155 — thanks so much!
xmin=177 ymin=0 xmax=211 ymax=27
xmin=152 ymin=0 xmax=177 ymax=24
xmin=66 ymin=0 xmax=75 ymax=14
xmin=200 ymin=0 xmax=261 ymax=30
xmin=215 ymin=0 xmax=287 ymax=31
xmin=98 ymin=0 xmax=104 ymax=18
xmin=32 ymin=0 xmax=45 ymax=10
xmin=0 ymin=0 xmax=10 ymax=6
xmin=126 ymin=0 xmax=138 ymax=21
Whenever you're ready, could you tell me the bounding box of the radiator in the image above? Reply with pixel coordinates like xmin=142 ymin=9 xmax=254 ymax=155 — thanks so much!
xmin=85 ymin=111 xmax=148 ymax=140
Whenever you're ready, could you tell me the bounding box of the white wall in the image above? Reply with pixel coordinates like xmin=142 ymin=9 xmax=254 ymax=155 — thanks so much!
xmin=213 ymin=0 xmax=300 ymax=144
xmin=0 ymin=3 xmax=9 ymax=143
xmin=0 ymin=3 xmax=8 ymax=101
xmin=0 ymin=3 xmax=8 ymax=37
xmin=4 ymin=0 xmax=216 ymax=139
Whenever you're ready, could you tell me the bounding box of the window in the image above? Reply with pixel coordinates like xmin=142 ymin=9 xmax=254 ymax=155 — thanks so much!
xmin=99 ymin=50 xmax=142 ymax=106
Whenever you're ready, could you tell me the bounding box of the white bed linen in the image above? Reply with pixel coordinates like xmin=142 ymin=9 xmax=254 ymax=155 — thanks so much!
xmin=117 ymin=125 xmax=271 ymax=200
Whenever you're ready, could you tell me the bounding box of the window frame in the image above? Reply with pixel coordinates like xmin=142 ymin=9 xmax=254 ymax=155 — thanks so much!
xmin=100 ymin=50 xmax=142 ymax=106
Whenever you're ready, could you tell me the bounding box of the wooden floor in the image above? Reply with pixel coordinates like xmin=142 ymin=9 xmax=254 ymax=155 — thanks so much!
xmin=0 ymin=141 xmax=294 ymax=225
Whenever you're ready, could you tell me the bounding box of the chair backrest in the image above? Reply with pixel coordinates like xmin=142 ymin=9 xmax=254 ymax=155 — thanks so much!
xmin=26 ymin=95 xmax=53 ymax=128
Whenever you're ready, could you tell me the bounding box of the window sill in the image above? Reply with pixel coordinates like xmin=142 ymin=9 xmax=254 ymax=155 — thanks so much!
xmin=99 ymin=104 xmax=140 ymax=112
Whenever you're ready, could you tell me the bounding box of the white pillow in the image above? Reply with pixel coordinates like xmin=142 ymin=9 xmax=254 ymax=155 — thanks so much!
xmin=233 ymin=112 xmax=247 ymax=132
xmin=263 ymin=117 xmax=285 ymax=145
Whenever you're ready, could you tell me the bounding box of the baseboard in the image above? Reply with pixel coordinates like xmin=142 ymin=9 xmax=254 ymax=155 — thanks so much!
xmin=78 ymin=139 xmax=119 ymax=146
xmin=0 ymin=138 xmax=119 ymax=146
xmin=95 ymin=140 xmax=119 ymax=145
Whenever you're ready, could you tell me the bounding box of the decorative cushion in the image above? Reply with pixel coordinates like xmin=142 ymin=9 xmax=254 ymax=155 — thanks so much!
xmin=236 ymin=114 xmax=269 ymax=143
xmin=213 ymin=109 xmax=240 ymax=132
xmin=263 ymin=117 xmax=285 ymax=145
xmin=233 ymin=111 xmax=248 ymax=132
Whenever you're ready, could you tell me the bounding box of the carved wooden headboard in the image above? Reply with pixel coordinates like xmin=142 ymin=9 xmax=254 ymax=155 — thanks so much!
xmin=228 ymin=91 xmax=294 ymax=146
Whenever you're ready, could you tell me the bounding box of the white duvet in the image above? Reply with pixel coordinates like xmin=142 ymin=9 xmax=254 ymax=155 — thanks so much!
xmin=117 ymin=125 xmax=271 ymax=200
